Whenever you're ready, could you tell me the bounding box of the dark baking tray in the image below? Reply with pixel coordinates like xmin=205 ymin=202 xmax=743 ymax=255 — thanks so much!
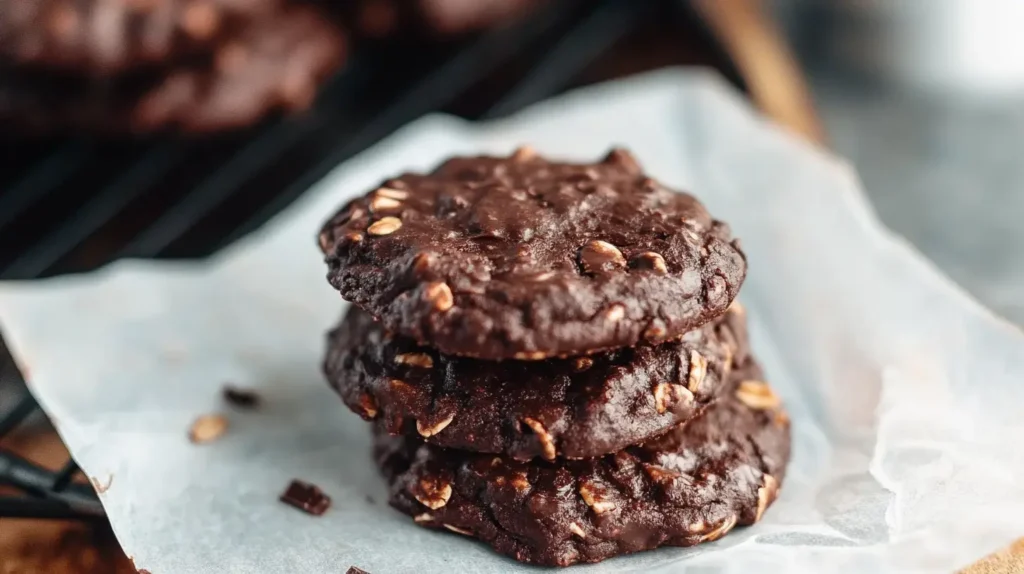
xmin=0 ymin=0 xmax=747 ymax=521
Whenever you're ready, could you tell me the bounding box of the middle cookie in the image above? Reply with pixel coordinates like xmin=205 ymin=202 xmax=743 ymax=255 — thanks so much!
xmin=324 ymin=303 xmax=748 ymax=460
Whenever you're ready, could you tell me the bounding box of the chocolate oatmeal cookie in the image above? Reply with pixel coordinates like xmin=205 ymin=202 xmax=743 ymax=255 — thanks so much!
xmin=0 ymin=0 xmax=280 ymax=75
xmin=346 ymin=0 xmax=543 ymax=38
xmin=375 ymin=359 xmax=789 ymax=566
xmin=0 ymin=3 xmax=345 ymax=133
xmin=318 ymin=148 xmax=746 ymax=360
xmin=325 ymin=302 xmax=748 ymax=460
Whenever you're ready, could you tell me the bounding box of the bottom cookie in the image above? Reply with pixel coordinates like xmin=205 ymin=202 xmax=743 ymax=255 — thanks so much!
xmin=375 ymin=360 xmax=790 ymax=567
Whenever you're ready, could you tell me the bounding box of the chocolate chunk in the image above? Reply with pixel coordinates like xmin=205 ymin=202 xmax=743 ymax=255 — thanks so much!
xmin=279 ymin=480 xmax=331 ymax=516
xmin=346 ymin=567 xmax=371 ymax=574
xmin=222 ymin=385 xmax=260 ymax=409
xmin=318 ymin=148 xmax=746 ymax=360
xmin=376 ymin=359 xmax=790 ymax=566
xmin=324 ymin=304 xmax=749 ymax=459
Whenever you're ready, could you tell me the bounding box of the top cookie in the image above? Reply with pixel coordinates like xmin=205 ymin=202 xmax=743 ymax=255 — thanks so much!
xmin=1 ymin=0 xmax=280 ymax=75
xmin=318 ymin=148 xmax=747 ymax=360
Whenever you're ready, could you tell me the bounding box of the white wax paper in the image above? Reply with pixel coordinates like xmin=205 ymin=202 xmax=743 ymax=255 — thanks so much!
xmin=2 ymin=70 xmax=1024 ymax=574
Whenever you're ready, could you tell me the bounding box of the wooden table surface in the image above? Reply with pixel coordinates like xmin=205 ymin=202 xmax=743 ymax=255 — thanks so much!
xmin=0 ymin=425 xmax=135 ymax=574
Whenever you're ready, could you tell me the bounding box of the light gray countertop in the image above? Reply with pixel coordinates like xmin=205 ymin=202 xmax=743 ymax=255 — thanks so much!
xmin=808 ymin=78 xmax=1024 ymax=326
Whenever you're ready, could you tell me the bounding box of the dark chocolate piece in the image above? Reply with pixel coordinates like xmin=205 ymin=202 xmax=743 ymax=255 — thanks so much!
xmin=280 ymin=480 xmax=331 ymax=516
xmin=318 ymin=148 xmax=746 ymax=360
xmin=346 ymin=568 xmax=371 ymax=574
xmin=324 ymin=302 xmax=748 ymax=459
xmin=375 ymin=360 xmax=789 ymax=567
xmin=222 ymin=385 xmax=260 ymax=408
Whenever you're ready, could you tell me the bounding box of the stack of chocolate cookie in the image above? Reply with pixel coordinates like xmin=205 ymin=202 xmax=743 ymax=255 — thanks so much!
xmin=0 ymin=0 xmax=347 ymax=133
xmin=318 ymin=148 xmax=790 ymax=566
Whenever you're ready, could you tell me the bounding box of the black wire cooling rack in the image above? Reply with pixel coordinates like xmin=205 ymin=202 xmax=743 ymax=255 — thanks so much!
xmin=0 ymin=0 xmax=747 ymax=521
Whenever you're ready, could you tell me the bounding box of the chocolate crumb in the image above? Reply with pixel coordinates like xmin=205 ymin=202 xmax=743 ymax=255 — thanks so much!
xmin=346 ymin=568 xmax=370 ymax=574
xmin=222 ymin=385 xmax=261 ymax=409
xmin=280 ymin=480 xmax=331 ymax=516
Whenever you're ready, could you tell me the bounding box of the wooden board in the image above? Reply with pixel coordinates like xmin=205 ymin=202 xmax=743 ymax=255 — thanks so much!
xmin=0 ymin=426 xmax=135 ymax=574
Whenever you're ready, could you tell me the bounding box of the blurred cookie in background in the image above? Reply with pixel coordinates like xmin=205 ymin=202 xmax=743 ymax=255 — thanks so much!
xmin=0 ymin=2 xmax=346 ymax=134
xmin=350 ymin=0 xmax=405 ymax=38
xmin=0 ymin=0 xmax=544 ymax=136
xmin=419 ymin=0 xmax=541 ymax=34
xmin=131 ymin=4 xmax=346 ymax=132
xmin=349 ymin=0 xmax=544 ymax=38
xmin=0 ymin=0 xmax=283 ymax=76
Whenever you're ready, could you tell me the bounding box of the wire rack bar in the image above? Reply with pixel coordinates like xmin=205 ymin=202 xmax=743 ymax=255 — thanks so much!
xmin=0 ymin=142 xmax=92 ymax=233
xmin=0 ymin=496 xmax=103 ymax=520
xmin=217 ymin=0 xmax=586 ymax=249
xmin=3 ymin=143 xmax=183 ymax=278
xmin=0 ymin=392 xmax=36 ymax=437
xmin=51 ymin=459 xmax=81 ymax=492
xmin=483 ymin=0 xmax=643 ymax=119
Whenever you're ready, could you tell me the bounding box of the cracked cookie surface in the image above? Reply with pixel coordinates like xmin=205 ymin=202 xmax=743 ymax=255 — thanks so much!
xmin=318 ymin=148 xmax=747 ymax=360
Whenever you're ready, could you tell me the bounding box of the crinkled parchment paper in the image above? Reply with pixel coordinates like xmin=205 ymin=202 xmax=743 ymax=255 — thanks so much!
xmin=2 ymin=70 xmax=1023 ymax=574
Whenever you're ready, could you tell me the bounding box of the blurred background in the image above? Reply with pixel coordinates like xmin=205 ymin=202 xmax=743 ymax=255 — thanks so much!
xmin=2 ymin=0 xmax=1022 ymax=571
xmin=776 ymin=0 xmax=1024 ymax=327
